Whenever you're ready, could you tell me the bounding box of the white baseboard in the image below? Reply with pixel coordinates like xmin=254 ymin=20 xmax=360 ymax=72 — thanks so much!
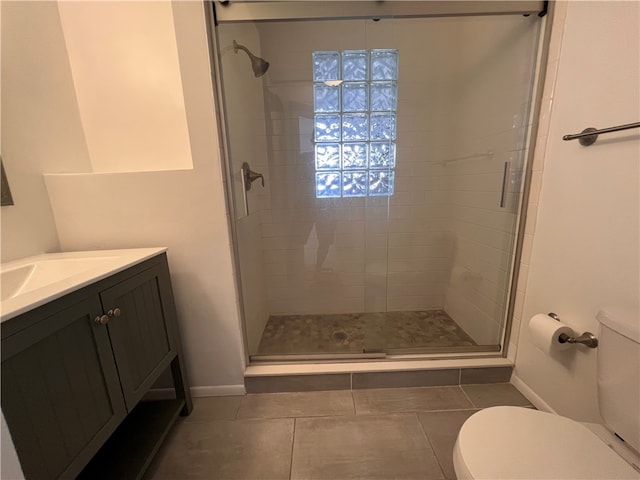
xmin=144 ymin=384 xmax=246 ymax=401
xmin=510 ymin=373 xmax=557 ymax=414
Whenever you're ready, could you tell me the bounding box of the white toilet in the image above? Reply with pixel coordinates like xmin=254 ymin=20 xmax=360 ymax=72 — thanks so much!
xmin=453 ymin=308 xmax=640 ymax=479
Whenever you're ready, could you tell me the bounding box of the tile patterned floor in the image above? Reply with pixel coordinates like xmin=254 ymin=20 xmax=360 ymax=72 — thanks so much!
xmin=145 ymin=383 xmax=533 ymax=480
xmin=257 ymin=310 xmax=476 ymax=355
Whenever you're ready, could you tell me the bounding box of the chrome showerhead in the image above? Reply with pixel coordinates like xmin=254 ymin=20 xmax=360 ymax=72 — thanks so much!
xmin=233 ymin=40 xmax=270 ymax=78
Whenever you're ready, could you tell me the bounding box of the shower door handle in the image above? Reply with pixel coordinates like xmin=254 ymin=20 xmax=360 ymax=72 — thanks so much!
xmin=499 ymin=161 xmax=510 ymax=208
xmin=240 ymin=162 xmax=265 ymax=217
xmin=242 ymin=162 xmax=265 ymax=191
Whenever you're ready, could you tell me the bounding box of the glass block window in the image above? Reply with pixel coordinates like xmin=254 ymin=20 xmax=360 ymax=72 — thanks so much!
xmin=313 ymin=49 xmax=398 ymax=198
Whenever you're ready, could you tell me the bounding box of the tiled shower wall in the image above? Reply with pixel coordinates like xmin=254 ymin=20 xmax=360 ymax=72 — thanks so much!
xmin=255 ymin=19 xmax=456 ymax=316
xmin=220 ymin=15 xmax=541 ymax=350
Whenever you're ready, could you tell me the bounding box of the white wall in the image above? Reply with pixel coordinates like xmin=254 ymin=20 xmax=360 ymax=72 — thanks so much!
xmin=57 ymin=1 xmax=192 ymax=173
xmin=43 ymin=1 xmax=245 ymax=391
xmin=514 ymin=1 xmax=639 ymax=422
xmin=1 ymin=1 xmax=90 ymax=263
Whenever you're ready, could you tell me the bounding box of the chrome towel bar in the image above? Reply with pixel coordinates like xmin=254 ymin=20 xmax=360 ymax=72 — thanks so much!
xmin=563 ymin=121 xmax=640 ymax=146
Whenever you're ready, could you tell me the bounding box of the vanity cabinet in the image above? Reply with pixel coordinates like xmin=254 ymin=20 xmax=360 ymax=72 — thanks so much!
xmin=2 ymin=297 xmax=127 ymax=479
xmin=1 ymin=253 xmax=192 ymax=479
xmin=99 ymin=265 xmax=178 ymax=411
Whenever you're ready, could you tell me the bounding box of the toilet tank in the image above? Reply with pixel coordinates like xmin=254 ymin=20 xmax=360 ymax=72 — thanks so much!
xmin=596 ymin=307 xmax=640 ymax=454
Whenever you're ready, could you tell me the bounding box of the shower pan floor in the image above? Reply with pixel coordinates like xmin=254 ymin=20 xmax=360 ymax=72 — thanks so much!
xmin=256 ymin=309 xmax=476 ymax=356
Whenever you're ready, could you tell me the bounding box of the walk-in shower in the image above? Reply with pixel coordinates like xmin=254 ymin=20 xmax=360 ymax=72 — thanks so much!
xmin=209 ymin=1 xmax=547 ymax=361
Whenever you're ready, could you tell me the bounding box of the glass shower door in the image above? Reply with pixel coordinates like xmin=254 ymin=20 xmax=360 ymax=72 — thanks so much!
xmin=212 ymin=3 xmax=542 ymax=360
xmin=216 ymin=17 xmax=397 ymax=358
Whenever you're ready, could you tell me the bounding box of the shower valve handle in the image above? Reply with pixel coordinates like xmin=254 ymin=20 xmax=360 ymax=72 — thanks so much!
xmin=242 ymin=162 xmax=265 ymax=191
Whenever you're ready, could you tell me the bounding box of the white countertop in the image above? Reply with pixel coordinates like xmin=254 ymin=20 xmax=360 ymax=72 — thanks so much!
xmin=1 ymin=248 xmax=167 ymax=322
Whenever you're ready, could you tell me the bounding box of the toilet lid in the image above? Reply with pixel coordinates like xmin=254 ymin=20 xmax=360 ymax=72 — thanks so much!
xmin=455 ymin=406 xmax=639 ymax=479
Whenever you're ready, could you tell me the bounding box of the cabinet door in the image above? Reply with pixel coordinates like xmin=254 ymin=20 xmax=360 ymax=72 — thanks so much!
xmin=100 ymin=265 xmax=177 ymax=411
xmin=1 ymin=297 xmax=127 ymax=479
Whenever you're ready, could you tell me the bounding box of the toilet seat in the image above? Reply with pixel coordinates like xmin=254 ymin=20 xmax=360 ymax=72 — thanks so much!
xmin=453 ymin=406 xmax=639 ymax=480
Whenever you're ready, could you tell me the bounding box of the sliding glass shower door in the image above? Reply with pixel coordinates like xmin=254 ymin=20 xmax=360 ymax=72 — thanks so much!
xmin=212 ymin=2 xmax=542 ymax=360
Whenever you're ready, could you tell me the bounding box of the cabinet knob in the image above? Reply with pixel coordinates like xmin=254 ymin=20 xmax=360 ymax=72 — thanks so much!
xmin=107 ymin=308 xmax=122 ymax=318
xmin=94 ymin=315 xmax=109 ymax=325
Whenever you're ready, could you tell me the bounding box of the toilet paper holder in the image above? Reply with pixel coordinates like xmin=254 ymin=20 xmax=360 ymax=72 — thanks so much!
xmin=548 ymin=313 xmax=599 ymax=348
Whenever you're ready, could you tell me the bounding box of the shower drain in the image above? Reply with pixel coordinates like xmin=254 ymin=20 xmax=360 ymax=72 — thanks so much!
xmin=332 ymin=331 xmax=348 ymax=342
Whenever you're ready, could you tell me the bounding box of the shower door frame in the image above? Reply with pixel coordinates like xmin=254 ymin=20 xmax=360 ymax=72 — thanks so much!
xmin=212 ymin=1 xmax=546 ymax=23
xmin=204 ymin=0 xmax=555 ymax=365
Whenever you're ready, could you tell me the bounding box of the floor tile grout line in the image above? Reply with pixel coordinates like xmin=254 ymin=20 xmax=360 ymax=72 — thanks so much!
xmin=288 ymin=417 xmax=296 ymax=480
xmin=233 ymin=397 xmax=243 ymax=420
xmin=323 ymin=409 xmax=479 ymax=418
xmin=237 ymin=411 xmax=479 ymax=423
xmin=415 ymin=411 xmax=448 ymax=480
xmin=351 ymin=384 xmax=468 ymax=393
xmin=350 ymin=389 xmax=357 ymax=416
xmin=237 ymin=412 xmax=358 ymax=421
xmin=459 ymin=384 xmax=477 ymax=409
xmin=233 ymin=384 xmax=525 ymax=420
xmin=246 ymin=381 xmax=515 ymax=395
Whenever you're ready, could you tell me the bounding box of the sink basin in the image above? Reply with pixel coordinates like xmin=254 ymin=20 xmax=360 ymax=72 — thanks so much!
xmin=1 ymin=248 xmax=167 ymax=321
xmin=1 ymin=264 xmax=36 ymax=301
xmin=1 ymin=257 xmax=119 ymax=301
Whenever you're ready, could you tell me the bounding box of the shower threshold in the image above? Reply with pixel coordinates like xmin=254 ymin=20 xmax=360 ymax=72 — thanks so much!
xmin=254 ymin=309 xmax=485 ymax=359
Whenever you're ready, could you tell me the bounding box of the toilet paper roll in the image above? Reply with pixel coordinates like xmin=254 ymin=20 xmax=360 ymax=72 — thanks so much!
xmin=528 ymin=313 xmax=573 ymax=354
